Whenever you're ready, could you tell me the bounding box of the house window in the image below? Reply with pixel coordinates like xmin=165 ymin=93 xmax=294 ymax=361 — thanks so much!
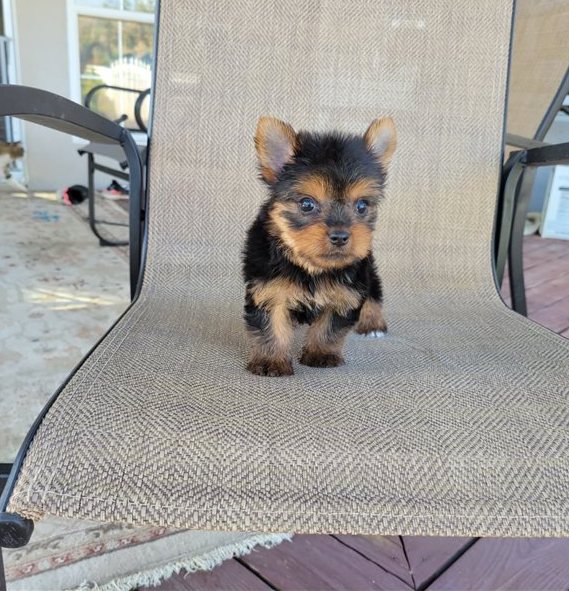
xmin=72 ymin=0 xmax=155 ymax=122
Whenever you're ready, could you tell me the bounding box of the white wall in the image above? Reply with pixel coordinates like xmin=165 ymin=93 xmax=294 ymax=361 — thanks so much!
xmin=13 ymin=0 xmax=87 ymax=191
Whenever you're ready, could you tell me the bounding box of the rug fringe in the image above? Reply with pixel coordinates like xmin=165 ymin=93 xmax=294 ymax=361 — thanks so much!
xmin=70 ymin=533 xmax=292 ymax=591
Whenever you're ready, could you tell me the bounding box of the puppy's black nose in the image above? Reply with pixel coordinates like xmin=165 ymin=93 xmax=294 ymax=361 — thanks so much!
xmin=329 ymin=230 xmax=350 ymax=246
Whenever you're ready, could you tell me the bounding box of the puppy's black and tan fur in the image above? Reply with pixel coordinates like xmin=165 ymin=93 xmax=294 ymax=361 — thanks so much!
xmin=243 ymin=116 xmax=397 ymax=376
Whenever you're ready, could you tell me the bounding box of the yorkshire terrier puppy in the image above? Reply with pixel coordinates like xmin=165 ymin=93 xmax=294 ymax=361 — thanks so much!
xmin=243 ymin=116 xmax=397 ymax=376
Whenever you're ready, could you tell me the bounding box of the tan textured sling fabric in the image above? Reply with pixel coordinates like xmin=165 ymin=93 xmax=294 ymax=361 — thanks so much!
xmin=507 ymin=0 xmax=569 ymax=140
xmin=9 ymin=1 xmax=569 ymax=536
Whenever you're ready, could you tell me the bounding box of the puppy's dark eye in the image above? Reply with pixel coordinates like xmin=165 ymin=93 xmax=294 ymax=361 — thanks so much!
xmin=355 ymin=199 xmax=369 ymax=215
xmin=299 ymin=197 xmax=316 ymax=213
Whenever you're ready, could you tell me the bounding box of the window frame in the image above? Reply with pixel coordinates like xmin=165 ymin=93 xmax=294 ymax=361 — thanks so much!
xmin=2 ymin=0 xmax=22 ymax=144
xmin=66 ymin=0 xmax=155 ymax=105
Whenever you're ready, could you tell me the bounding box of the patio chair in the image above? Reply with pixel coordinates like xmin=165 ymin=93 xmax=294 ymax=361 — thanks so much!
xmin=2 ymin=0 xmax=569 ymax=577
xmin=496 ymin=0 xmax=569 ymax=313
xmin=79 ymin=84 xmax=150 ymax=248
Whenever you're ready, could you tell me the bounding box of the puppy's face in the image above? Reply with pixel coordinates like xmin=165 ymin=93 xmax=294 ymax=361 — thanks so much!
xmin=255 ymin=117 xmax=396 ymax=274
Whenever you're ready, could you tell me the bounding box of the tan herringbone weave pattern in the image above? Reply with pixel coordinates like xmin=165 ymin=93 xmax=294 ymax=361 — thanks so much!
xmin=9 ymin=1 xmax=569 ymax=536
xmin=507 ymin=0 xmax=569 ymax=139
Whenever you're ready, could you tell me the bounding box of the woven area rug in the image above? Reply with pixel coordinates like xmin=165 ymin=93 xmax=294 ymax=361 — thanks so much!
xmin=4 ymin=517 xmax=290 ymax=590
xmin=0 ymin=191 xmax=130 ymax=462
xmin=74 ymin=190 xmax=130 ymax=250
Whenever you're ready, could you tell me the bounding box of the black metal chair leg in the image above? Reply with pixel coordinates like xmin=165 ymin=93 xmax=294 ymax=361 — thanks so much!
xmin=496 ymin=155 xmax=524 ymax=286
xmin=508 ymin=166 xmax=533 ymax=316
xmin=87 ymin=153 xmax=129 ymax=248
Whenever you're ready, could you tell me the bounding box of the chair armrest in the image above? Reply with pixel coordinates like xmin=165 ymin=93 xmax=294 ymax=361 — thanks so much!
xmin=0 ymin=84 xmax=125 ymax=144
xmin=505 ymin=133 xmax=548 ymax=150
xmin=522 ymin=141 xmax=569 ymax=167
xmin=0 ymin=84 xmax=144 ymax=299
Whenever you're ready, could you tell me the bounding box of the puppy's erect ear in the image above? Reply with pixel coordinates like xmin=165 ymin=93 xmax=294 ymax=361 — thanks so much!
xmin=255 ymin=116 xmax=297 ymax=183
xmin=364 ymin=117 xmax=397 ymax=167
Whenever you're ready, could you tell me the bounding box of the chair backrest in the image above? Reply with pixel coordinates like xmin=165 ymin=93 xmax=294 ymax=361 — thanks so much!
xmin=507 ymin=0 xmax=569 ymax=141
xmin=142 ymin=1 xmax=513 ymax=303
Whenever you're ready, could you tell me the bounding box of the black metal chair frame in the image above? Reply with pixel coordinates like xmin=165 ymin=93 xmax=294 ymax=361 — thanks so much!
xmin=84 ymin=84 xmax=150 ymax=133
xmin=0 ymin=77 xmax=569 ymax=586
xmin=80 ymin=84 xmax=150 ymax=248
xmin=495 ymin=65 xmax=569 ymax=315
xmin=0 ymin=86 xmax=145 ymax=588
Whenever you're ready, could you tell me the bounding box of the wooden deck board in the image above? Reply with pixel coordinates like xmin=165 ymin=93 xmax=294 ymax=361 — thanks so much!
xmin=529 ymin=296 xmax=569 ymax=333
xmin=502 ymin=237 xmax=569 ymax=334
xmin=241 ymin=535 xmax=410 ymax=590
xmin=522 ymin=237 xmax=569 ymax=269
xmin=427 ymin=538 xmax=569 ymax=591
xmin=334 ymin=535 xmax=414 ymax=587
xmin=523 ymin=248 xmax=568 ymax=269
xmin=402 ymin=537 xmax=475 ymax=590
xmin=527 ymin=272 xmax=569 ymax=314
xmin=523 ymin=255 xmax=569 ymax=289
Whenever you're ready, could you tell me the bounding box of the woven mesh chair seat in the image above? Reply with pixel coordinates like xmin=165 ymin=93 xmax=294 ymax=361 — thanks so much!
xmin=8 ymin=0 xmax=569 ymax=536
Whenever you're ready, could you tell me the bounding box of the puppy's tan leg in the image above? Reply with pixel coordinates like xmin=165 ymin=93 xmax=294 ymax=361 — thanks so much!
xmin=245 ymin=300 xmax=294 ymax=377
xmin=300 ymin=309 xmax=351 ymax=368
xmin=354 ymin=298 xmax=387 ymax=336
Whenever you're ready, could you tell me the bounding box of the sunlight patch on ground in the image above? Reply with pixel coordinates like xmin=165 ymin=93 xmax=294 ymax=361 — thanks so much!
xmin=1 ymin=194 xmax=129 ymax=461
xmin=22 ymin=287 xmax=125 ymax=311
xmin=1 ymin=189 xmax=59 ymax=201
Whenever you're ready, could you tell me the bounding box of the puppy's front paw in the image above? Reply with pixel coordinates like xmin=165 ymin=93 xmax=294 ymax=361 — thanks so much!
xmin=355 ymin=299 xmax=387 ymax=335
xmin=361 ymin=329 xmax=386 ymax=338
xmin=299 ymin=349 xmax=344 ymax=368
xmin=247 ymin=357 xmax=294 ymax=377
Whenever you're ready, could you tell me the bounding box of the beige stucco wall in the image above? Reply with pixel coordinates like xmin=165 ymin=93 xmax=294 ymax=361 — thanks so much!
xmin=13 ymin=0 xmax=87 ymax=191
